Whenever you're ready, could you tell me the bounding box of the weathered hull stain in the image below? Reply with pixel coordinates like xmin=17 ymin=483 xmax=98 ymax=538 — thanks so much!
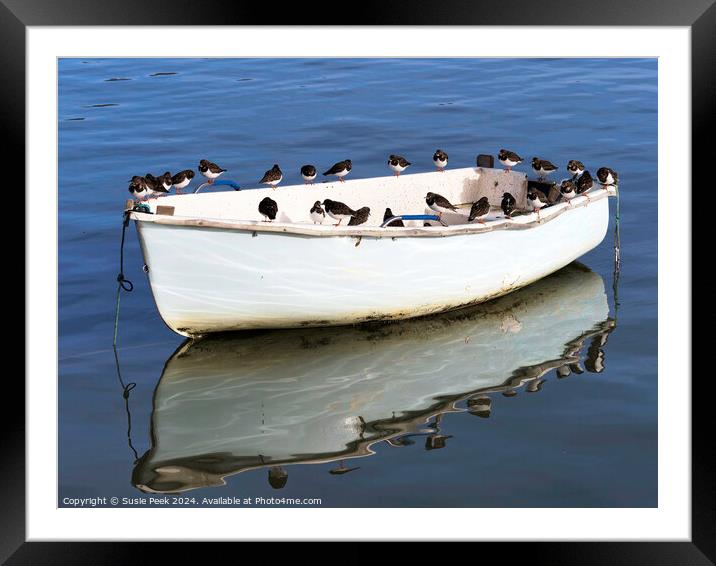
xmin=174 ymin=278 xmax=532 ymax=338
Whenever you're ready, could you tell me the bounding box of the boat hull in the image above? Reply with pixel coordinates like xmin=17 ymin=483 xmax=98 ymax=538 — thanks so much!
xmin=135 ymin=195 xmax=610 ymax=336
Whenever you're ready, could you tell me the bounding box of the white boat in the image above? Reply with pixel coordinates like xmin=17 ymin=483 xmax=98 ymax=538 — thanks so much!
xmin=129 ymin=166 xmax=616 ymax=337
xmin=131 ymin=264 xmax=615 ymax=494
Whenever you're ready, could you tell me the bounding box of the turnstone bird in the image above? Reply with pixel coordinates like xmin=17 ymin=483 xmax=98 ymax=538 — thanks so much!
xmin=527 ymin=188 xmax=549 ymax=220
xmin=323 ymin=160 xmax=352 ymax=182
xmin=158 ymin=171 xmax=172 ymax=192
xmin=144 ymin=173 xmax=169 ymax=198
xmin=531 ymin=157 xmax=559 ymax=180
xmin=259 ymin=164 xmax=283 ymax=189
xmin=560 ymin=179 xmax=577 ymax=205
xmin=348 ymin=206 xmax=371 ymax=226
xmin=383 ymin=207 xmax=404 ymax=227
xmin=596 ymin=167 xmax=618 ymax=186
xmin=468 ymin=196 xmax=490 ymax=224
xmin=309 ymin=201 xmax=325 ymax=224
xmin=433 ymin=149 xmax=448 ymax=172
xmin=576 ymin=170 xmax=594 ymax=202
xmin=171 ymin=169 xmax=195 ymax=194
xmin=498 ymin=149 xmax=523 ymax=172
xmin=388 ymin=154 xmax=411 ymax=176
xmin=301 ymin=164 xmax=317 ymax=184
xmin=501 ymin=192 xmax=516 ymax=218
xmin=198 ymin=159 xmax=226 ymax=184
xmin=258 ymin=196 xmax=278 ymax=222
xmin=128 ymin=176 xmax=149 ymax=200
xmin=425 ymin=192 xmax=458 ymax=218
xmin=566 ymin=160 xmax=585 ymax=178
xmin=322 ymin=199 xmax=357 ymax=225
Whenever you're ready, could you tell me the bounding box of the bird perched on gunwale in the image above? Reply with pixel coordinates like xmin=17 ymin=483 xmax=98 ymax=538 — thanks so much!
xmin=157 ymin=172 xmax=173 ymax=192
xmin=171 ymin=170 xmax=195 ymax=194
xmin=527 ymin=188 xmax=549 ymax=220
xmin=258 ymin=196 xmax=278 ymax=222
xmin=301 ymin=164 xmax=317 ymax=184
xmin=433 ymin=149 xmax=448 ymax=172
xmin=566 ymin=160 xmax=585 ymax=178
xmin=128 ymin=176 xmax=149 ymax=200
xmin=259 ymin=164 xmax=283 ymax=188
xmin=383 ymin=207 xmax=404 ymax=227
xmin=309 ymin=201 xmax=325 ymax=224
xmin=388 ymin=155 xmax=411 ymax=176
xmin=501 ymin=192 xmax=516 ymax=218
xmin=198 ymin=159 xmax=226 ymax=183
xmin=323 ymin=160 xmax=352 ymax=182
xmin=531 ymin=157 xmax=559 ymax=180
xmin=144 ymin=173 xmax=170 ymax=197
xmin=560 ymin=179 xmax=577 ymax=205
xmin=348 ymin=207 xmax=371 ymax=226
xmin=576 ymin=170 xmax=594 ymax=201
xmin=468 ymin=197 xmax=491 ymax=224
xmin=322 ymin=199 xmax=357 ymax=225
xmin=425 ymin=192 xmax=458 ymax=217
xmin=498 ymin=149 xmax=523 ymax=172
xmin=144 ymin=172 xmax=159 ymax=186
xmin=596 ymin=167 xmax=618 ymax=186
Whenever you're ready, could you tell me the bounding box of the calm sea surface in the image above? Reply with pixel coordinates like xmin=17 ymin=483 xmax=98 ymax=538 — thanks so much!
xmin=58 ymin=58 xmax=657 ymax=507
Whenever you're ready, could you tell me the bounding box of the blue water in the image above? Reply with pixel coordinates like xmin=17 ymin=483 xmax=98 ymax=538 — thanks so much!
xmin=58 ymin=58 xmax=657 ymax=507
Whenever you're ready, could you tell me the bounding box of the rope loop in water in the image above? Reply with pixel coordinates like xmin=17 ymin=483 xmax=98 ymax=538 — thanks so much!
xmin=113 ymin=208 xmax=136 ymax=347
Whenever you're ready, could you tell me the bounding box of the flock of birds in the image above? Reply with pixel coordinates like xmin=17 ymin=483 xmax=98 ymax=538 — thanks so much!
xmin=127 ymin=150 xmax=619 ymax=227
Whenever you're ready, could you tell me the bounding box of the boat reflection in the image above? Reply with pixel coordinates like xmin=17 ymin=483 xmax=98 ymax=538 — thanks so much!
xmin=132 ymin=262 xmax=615 ymax=494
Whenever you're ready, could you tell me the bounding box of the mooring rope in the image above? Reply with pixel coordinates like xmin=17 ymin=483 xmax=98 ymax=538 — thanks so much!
xmin=613 ymin=183 xmax=621 ymax=272
xmin=113 ymin=208 xmax=135 ymax=347
xmin=612 ymin=183 xmax=621 ymax=319
xmin=113 ymin=345 xmax=140 ymax=462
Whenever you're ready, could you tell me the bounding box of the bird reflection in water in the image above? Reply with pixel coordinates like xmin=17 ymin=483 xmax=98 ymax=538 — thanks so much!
xmin=424 ymin=414 xmax=453 ymax=451
xmin=467 ymin=397 xmax=492 ymax=418
xmin=268 ymin=466 xmax=288 ymax=490
xmin=329 ymin=461 xmax=361 ymax=475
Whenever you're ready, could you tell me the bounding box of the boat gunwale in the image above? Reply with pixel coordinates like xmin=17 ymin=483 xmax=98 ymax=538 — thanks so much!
xmin=130 ymin=186 xmax=614 ymax=238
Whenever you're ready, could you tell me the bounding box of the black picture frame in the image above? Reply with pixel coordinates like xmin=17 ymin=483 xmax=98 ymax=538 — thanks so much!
xmin=8 ymin=0 xmax=705 ymax=560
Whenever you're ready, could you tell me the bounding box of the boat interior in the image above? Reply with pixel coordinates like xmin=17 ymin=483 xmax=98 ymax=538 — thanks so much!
xmin=137 ymin=166 xmax=591 ymax=229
